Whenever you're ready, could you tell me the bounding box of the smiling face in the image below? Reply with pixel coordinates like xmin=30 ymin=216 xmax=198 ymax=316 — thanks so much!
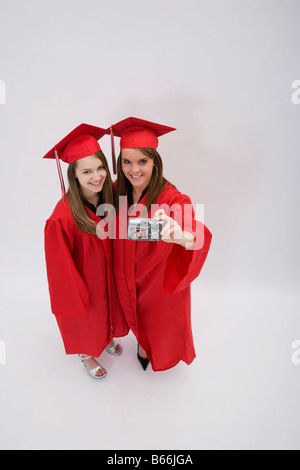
xmin=121 ymin=148 xmax=155 ymax=192
xmin=75 ymin=154 xmax=107 ymax=200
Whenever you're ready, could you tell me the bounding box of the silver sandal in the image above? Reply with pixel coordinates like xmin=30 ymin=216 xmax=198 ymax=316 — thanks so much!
xmin=106 ymin=343 xmax=123 ymax=357
xmin=78 ymin=354 xmax=107 ymax=379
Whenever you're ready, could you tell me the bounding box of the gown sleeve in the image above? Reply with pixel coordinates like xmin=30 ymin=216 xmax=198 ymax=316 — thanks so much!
xmin=162 ymin=194 xmax=212 ymax=294
xmin=44 ymin=219 xmax=90 ymax=318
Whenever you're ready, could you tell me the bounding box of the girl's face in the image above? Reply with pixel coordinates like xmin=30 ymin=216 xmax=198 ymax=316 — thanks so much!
xmin=121 ymin=148 xmax=154 ymax=191
xmin=75 ymin=155 xmax=107 ymax=198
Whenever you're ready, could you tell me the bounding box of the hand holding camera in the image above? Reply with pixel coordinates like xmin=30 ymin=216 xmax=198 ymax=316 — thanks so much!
xmin=128 ymin=209 xmax=194 ymax=249
xmin=127 ymin=210 xmax=181 ymax=242
xmin=154 ymin=209 xmax=195 ymax=249
xmin=153 ymin=209 xmax=183 ymax=244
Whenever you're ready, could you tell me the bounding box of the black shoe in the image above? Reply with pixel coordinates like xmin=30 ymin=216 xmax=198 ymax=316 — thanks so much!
xmin=137 ymin=344 xmax=150 ymax=371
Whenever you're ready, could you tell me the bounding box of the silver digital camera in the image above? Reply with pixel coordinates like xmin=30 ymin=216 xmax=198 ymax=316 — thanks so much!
xmin=128 ymin=217 xmax=162 ymax=241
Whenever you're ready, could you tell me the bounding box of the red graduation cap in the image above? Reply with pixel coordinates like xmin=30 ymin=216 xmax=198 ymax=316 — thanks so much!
xmin=43 ymin=123 xmax=107 ymax=196
xmin=107 ymin=117 xmax=176 ymax=165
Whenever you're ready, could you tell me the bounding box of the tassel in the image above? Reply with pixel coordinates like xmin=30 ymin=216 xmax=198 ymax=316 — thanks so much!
xmin=54 ymin=149 xmax=66 ymax=197
xmin=110 ymin=127 xmax=117 ymax=175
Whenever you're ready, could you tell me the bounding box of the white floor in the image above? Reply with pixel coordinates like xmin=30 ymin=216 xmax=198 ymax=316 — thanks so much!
xmin=0 ymin=269 xmax=300 ymax=450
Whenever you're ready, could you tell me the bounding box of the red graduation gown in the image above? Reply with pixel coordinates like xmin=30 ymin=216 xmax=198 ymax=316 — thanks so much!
xmin=113 ymin=182 xmax=212 ymax=371
xmin=44 ymin=196 xmax=127 ymax=357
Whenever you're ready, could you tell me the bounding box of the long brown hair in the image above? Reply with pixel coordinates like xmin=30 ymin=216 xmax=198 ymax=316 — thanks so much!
xmin=114 ymin=147 xmax=173 ymax=213
xmin=67 ymin=151 xmax=114 ymax=234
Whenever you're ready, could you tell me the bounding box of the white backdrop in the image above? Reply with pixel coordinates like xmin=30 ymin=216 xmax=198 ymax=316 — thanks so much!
xmin=0 ymin=0 xmax=299 ymax=450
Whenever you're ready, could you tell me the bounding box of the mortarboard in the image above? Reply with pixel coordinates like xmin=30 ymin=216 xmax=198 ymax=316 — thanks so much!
xmin=43 ymin=123 xmax=108 ymax=196
xmin=107 ymin=117 xmax=176 ymax=165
